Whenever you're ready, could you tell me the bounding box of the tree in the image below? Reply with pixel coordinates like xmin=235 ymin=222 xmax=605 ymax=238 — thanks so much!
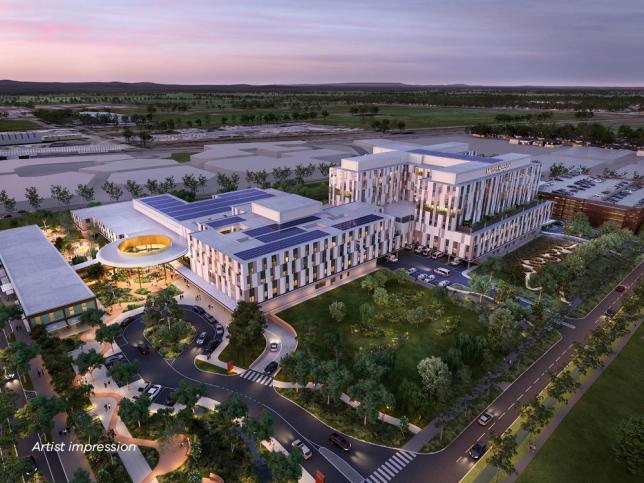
xmin=95 ymin=323 xmax=121 ymax=351
xmin=547 ymin=370 xmax=579 ymax=404
xmin=70 ymin=468 xmax=93 ymax=483
xmin=348 ymin=378 xmax=394 ymax=425
xmin=244 ymin=410 xmax=273 ymax=444
xmin=218 ymin=393 xmax=247 ymax=422
xmin=398 ymin=378 xmax=424 ymax=416
xmin=216 ymin=173 xmax=240 ymax=193
xmin=75 ymin=184 xmax=95 ymax=202
xmin=373 ymin=287 xmax=389 ymax=306
xmin=494 ymin=280 xmax=517 ymax=304
xmin=17 ymin=395 xmax=66 ymax=434
xmin=319 ymin=360 xmax=351 ymax=405
xmin=143 ymin=287 xmax=183 ymax=330
xmin=102 ymin=181 xmax=123 ymax=201
xmin=0 ymin=390 xmax=18 ymax=434
xmin=597 ymin=221 xmax=619 ymax=237
xmin=517 ymin=397 xmax=554 ymax=444
xmin=564 ymin=212 xmax=593 ymax=238
xmin=125 ymin=179 xmax=144 ymax=198
xmin=399 ymin=415 xmax=410 ymax=435
xmin=227 ymin=301 xmax=266 ymax=348
xmin=359 ymin=302 xmax=376 ymax=324
xmin=613 ymin=415 xmax=644 ymax=475
xmin=417 ymin=356 xmax=451 ymax=401
xmin=161 ymin=176 xmax=176 ymax=193
xmin=197 ymin=174 xmax=208 ymax=192
xmin=119 ymin=395 xmax=151 ymax=428
xmin=146 ymin=179 xmax=160 ymax=195
xmin=317 ymin=162 xmax=335 ymax=177
xmin=50 ymin=185 xmax=73 ymax=206
xmin=122 ymin=127 xmax=134 ymax=143
xmin=469 ymin=273 xmax=491 ymax=302
xmin=173 ymin=380 xmax=206 ymax=411
xmin=24 ymin=186 xmax=42 ymax=210
xmin=489 ymin=431 xmax=518 ymax=482
xmin=79 ymin=308 xmax=105 ymax=326
xmin=138 ymin=129 xmax=152 ymax=147
xmin=108 ymin=360 xmax=139 ymax=387
xmin=328 ymin=300 xmax=346 ymax=323
xmin=182 ymin=174 xmax=199 ymax=194
xmin=266 ymin=449 xmax=303 ymax=483
xmin=487 ymin=307 xmax=518 ymax=354
xmin=0 ymin=303 xmax=23 ymax=330
xmin=0 ymin=190 xmax=16 ymax=212
xmin=406 ymin=305 xmax=430 ymax=328
xmin=4 ymin=341 xmax=40 ymax=381
xmin=272 ymin=167 xmax=292 ymax=184
xmin=74 ymin=348 xmax=105 ymax=379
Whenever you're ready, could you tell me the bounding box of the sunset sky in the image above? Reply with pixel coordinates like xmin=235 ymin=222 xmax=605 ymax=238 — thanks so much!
xmin=1 ymin=0 xmax=642 ymax=86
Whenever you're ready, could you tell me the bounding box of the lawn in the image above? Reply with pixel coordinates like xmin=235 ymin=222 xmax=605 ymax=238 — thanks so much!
xmin=518 ymin=322 xmax=644 ymax=483
xmin=277 ymin=270 xmax=489 ymax=423
xmin=219 ymin=334 xmax=266 ymax=368
xmin=167 ymin=151 xmax=196 ymax=163
xmin=0 ymin=119 xmax=41 ymax=131
xmin=195 ymin=358 xmax=231 ymax=374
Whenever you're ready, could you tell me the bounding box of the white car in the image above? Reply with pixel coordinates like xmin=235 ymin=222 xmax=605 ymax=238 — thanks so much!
xmin=450 ymin=257 xmax=463 ymax=266
xmin=269 ymin=341 xmax=279 ymax=352
xmin=438 ymin=280 xmax=451 ymax=288
xmin=292 ymin=439 xmax=313 ymax=460
xmin=406 ymin=267 xmax=417 ymax=275
xmin=145 ymin=384 xmax=162 ymax=401
xmin=386 ymin=254 xmax=399 ymax=263
xmin=422 ymin=247 xmax=432 ymax=256
xmin=431 ymin=251 xmax=443 ymax=259
xmin=414 ymin=245 xmax=424 ymax=254
xmin=195 ymin=331 xmax=208 ymax=345
xmin=425 ymin=274 xmax=436 ymax=282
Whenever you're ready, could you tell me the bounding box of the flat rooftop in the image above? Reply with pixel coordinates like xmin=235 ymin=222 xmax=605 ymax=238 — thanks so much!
xmin=540 ymin=175 xmax=644 ymax=208
xmin=0 ymin=225 xmax=95 ymax=317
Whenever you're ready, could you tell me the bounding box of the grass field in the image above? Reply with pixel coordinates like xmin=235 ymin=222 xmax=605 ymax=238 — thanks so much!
xmin=167 ymin=152 xmax=196 ymax=163
xmin=0 ymin=119 xmax=41 ymax=131
xmin=277 ymin=270 xmax=488 ymax=423
xmin=518 ymin=322 xmax=644 ymax=483
xmin=219 ymin=334 xmax=265 ymax=368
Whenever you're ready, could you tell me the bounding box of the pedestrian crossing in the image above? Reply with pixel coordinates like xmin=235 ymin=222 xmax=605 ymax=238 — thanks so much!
xmin=365 ymin=450 xmax=417 ymax=483
xmin=240 ymin=369 xmax=273 ymax=386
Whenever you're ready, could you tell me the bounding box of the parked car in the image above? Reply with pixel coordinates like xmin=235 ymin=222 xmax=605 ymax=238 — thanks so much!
xmin=137 ymin=343 xmax=151 ymax=355
xmin=414 ymin=245 xmax=424 ymax=254
xmin=422 ymin=247 xmax=432 ymax=256
xmin=425 ymin=274 xmax=436 ymax=282
xmin=329 ymin=432 xmax=351 ymax=451
xmin=203 ymin=339 xmax=221 ymax=356
xmin=406 ymin=267 xmax=417 ymax=275
xmin=437 ymin=280 xmax=451 ymax=288
xmin=164 ymin=394 xmax=176 ymax=407
xmin=292 ymin=439 xmax=313 ymax=460
xmin=120 ymin=316 xmax=135 ymax=328
xmin=105 ymin=353 xmax=126 ymax=369
xmin=431 ymin=250 xmax=443 ymax=259
xmin=193 ymin=306 xmax=206 ymax=315
xmin=605 ymin=308 xmax=616 ymax=317
xmin=195 ymin=331 xmax=208 ymax=346
xmin=145 ymin=384 xmax=162 ymax=401
xmin=477 ymin=412 xmax=493 ymax=426
xmin=264 ymin=361 xmax=278 ymax=375
xmin=615 ymin=285 xmax=626 ymax=292
xmin=450 ymin=257 xmax=463 ymax=266
xmin=386 ymin=254 xmax=399 ymax=262
xmin=216 ymin=326 xmax=225 ymax=337
xmin=417 ymin=273 xmax=427 ymax=281
xmin=468 ymin=442 xmax=487 ymax=460
xmin=269 ymin=342 xmax=279 ymax=352
xmin=24 ymin=456 xmax=38 ymax=476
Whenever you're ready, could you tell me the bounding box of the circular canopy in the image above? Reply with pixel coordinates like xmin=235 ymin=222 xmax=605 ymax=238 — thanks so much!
xmin=97 ymin=233 xmax=188 ymax=268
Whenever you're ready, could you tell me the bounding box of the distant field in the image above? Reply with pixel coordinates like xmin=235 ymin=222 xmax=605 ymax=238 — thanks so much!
xmin=0 ymin=119 xmax=41 ymax=131
xmin=167 ymin=152 xmax=196 ymax=163
xmin=518 ymin=322 xmax=644 ymax=483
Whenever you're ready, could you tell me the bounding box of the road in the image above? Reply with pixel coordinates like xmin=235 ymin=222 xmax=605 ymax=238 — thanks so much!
xmin=111 ymin=261 xmax=643 ymax=483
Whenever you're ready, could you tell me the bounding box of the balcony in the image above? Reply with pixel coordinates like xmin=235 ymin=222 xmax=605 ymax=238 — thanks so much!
xmin=457 ymin=199 xmax=546 ymax=234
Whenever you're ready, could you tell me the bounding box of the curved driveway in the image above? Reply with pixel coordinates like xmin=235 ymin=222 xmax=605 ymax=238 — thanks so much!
xmin=119 ymin=262 xmax=643 ymax=483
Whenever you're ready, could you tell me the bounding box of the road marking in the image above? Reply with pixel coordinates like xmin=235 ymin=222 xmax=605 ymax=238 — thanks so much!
xmin=240 ymin=369 xmax=273 ymax=386
xmin=507 ymin=403 xmax=515 ymax=410
xmin=365 ymin=451 xmax=416 ymax=483
xmin=527 ymin=385 xmax=532 ymax=391
xmin=555 ymin=356 xmax=561 ymax=362
xmin=517 ymin=394 xmax=524 ymax=401
xmin=488 ymin=422 xmax=496 ymax=430
xmin=567 ymin=343 xmax=574 ymax=349
xmin=499 ymin=412 xmax=506 ymax=419
xmin=533 ymin=377 xmax=539 ymax=384
xmin=548 ymin=363 xmax=554 ymax=369
xmin=559 ymin=320 xmax=576 ymax=329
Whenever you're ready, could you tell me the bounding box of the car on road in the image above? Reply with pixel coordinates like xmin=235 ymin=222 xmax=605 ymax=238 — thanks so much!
xmin=269 ymin=342 xmax=279 ymax=352
xmin=406 ymin=267 xmax=417 ymax=275
xmin=468 ymin=442 xmax=487 ymax=460
xmin=477 ymin=412 xmax=493 ymax=426
xmin=605 ymin=308 xmax=616 ymax=317
xmin=437 ymin=280 xmax=451 ymax=288
xmin=195 ymin=331 xmax=208 ymax=346
xmin=145 ymin=384 xmax=162 ymax=401
xmin=193 ymin=306 xmax=206 ymax=315
xmin=264 ymin=361 xmax=278 ymax=375
xmin=450 ymin=257 xmax=463 ymax=266
xmin=137 ymin=343 xmax=151 ymax=355
xmin=615 ymin=285 xmax=626 ymax=292
xmin=120 ymin=316 xmax=135 ymax=328
xmin=292 ymin=439 xmax=313 ymax=460
xmin=329 ymin=432 xmax=351 ymax=451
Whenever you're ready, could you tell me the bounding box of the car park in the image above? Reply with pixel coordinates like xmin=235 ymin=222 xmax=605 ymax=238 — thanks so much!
xmin=468 ymin=442 xmax=487 ymax=460
xmin=329 ymin=432 xmax=351 ymax=451
xmin=477 ymin=412 xmax=493 ymax=426
xmin=292 ymin=439 xmax=313 ymax=460
xmin=145 ymin=384 xmax=162 ymax=401
xmin=269 ymin=342 xmax=279 ymax=352
xmin=195 ymin=331 xmax=208 ymax=346
xmin=264 ymin=361 xmax=279 ymax=375
xmin=137 ymin=343 xmax=151 ymax=355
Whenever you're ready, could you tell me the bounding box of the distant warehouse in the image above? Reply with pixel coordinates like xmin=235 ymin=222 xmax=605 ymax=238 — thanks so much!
xmin=0 ymin=225 xmax=97 ymax=331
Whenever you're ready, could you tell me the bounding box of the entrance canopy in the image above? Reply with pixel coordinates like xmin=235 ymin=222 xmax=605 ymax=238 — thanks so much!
xmin=97 ymin=232 xmax=188 ymax=268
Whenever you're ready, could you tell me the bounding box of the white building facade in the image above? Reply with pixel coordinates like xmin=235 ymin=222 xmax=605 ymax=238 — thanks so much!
xmin=329 ymin=141 xmax=552 ymax=262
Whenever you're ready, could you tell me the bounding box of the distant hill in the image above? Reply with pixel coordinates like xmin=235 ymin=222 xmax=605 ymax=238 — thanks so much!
xmin=0 ymin=80 xmax=642 ymax=95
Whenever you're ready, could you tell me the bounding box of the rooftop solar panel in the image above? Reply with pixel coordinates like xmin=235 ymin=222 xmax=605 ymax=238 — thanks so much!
xmin=332 ymin=214 xmax=383 ymax=231
xmin=174 ymin=206 xmax=231 ymax=221
xmin=206 ymin=216 xmax=245 ymax=229
xmin=216 ymin=188 xmax=264 ymax=199
xmin=161 ymin=192 xmax=273 ymax=217
xmin=244 ymin=226 xmax=274 ymax=237
xmin=234 ymin=230 xmax=329 ymax=261
xmin=256 ymin=227 xmax=304 ymax=243
xmin=244 ymin=215 xmax=320 ymax=237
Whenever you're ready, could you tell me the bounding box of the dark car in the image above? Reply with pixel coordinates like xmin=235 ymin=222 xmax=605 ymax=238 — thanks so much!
xmin=264 ymin=361 xmax=278 ymax=375
xmin=203 ymin=339 xmax=221 ymax=356
xmin=615 ymin=285 xmax=626 ymax=293
xmin=105 ymin=353 xmax=126 ymax=369
xmin=120 ymin=316 xmax=135 ymax=328
xmin=164 ymin=395 xmax=176 ymax=407
xmin=216 ymin=325 xmax=225 ymax=337
xmin=606 ymin=308 xmax=616 ymax=317
xmin=24 ymin=455 xmax=38 ymax=476
xmin=468 ymin=442 xmax=487 ymax=460
xmin=193 ymin=306 xmax=206 ymax=315
xmin=329 ymin=432 xmax=351 ymax=451
xmin=137 ymin=343 xmax=151 ymax=355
